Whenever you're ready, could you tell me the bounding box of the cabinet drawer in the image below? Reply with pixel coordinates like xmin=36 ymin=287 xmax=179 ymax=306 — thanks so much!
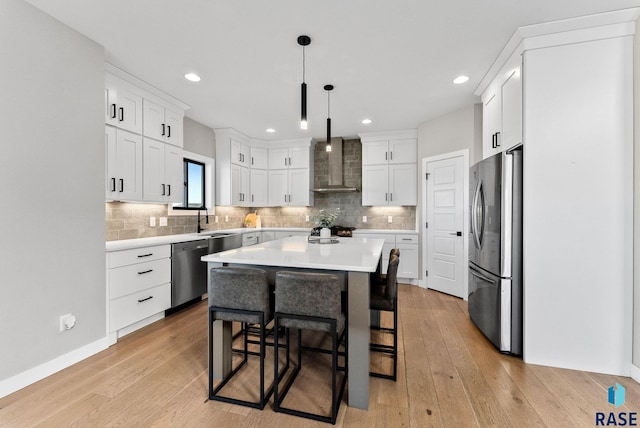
xmin=107 ymin=245 xmax=170 ymax=268
xmin=396 ymin=234 xmax=418 ymax=244
xmin=109 ymin=283 xmax=171 ymax=332
xmin=355 ymin=233 xmax=395 ymax=245
xmin=108 ymin=258 xmax=171 ymax=299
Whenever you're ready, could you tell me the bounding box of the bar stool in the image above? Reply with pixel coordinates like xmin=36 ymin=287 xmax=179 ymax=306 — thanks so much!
xmin=208 ymin=266 xmax=285 ymax=410
xmin=370 ymin=252 xmax=400 ymax=381
xmin=273 ymin=271 xmax=347 ymax=425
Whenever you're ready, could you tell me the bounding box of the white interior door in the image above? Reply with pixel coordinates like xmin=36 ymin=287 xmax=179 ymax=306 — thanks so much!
xmin=425 ymin=153 xmax=466 ymax=298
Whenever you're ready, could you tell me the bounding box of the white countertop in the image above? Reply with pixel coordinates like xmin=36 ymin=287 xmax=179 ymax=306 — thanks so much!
xmin=105 ymin=228 xmax=417 ymax=252
xmin=201 ymin=235 xmax=385 ymax=273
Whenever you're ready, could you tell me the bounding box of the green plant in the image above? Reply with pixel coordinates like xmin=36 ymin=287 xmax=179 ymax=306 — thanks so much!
xmin=313 ymin=208 xmax=341 ymax=228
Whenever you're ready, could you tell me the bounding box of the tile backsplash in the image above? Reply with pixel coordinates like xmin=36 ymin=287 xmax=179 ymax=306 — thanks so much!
xmin=106 ymin=138 xmax=417 ymax=241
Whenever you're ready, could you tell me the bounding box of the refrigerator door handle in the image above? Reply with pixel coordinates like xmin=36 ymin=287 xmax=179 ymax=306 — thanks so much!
xmin=472 ymin=179 xmax=484 ymax=249
xmin=469 ymin=266 xmax=496 ymax=284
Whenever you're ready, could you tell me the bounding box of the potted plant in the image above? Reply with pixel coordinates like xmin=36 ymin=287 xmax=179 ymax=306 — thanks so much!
xmin=313 ymin=208 xmax=341 ymax=239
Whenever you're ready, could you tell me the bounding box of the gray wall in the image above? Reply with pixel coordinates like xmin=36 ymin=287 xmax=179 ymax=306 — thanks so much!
xmin=183 ymin=116 xmax=215 ymax=158
xmin=0 ymin=0 xmax=105 ymax=381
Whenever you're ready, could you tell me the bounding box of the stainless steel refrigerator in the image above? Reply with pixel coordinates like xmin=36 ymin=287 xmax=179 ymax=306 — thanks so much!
xmin=468 ymin=146 xmax=523 ymax=355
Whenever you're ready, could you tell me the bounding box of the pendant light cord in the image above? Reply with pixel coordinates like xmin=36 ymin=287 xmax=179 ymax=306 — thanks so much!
xmin=302 ymin=46 xmax=306 ymax=83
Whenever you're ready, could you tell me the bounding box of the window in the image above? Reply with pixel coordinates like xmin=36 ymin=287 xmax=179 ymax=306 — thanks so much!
xmin=174 ymin=158 xmax=205 ymax=210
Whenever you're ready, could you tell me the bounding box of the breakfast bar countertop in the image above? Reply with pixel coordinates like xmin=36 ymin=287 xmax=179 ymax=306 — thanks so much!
xmin=201 ymin=235 xmax=385 ymax=272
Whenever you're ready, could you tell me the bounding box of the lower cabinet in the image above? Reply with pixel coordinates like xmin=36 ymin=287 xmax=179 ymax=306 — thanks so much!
xmin=106 ymin=244 xmax=171 ymax=344
xmin=355 ymin=232 xmax=419 ymax=279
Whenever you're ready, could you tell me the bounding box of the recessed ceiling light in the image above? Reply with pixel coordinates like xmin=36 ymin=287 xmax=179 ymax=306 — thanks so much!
xmin=184 ymin=73 xmax=201 ymax=82
xmin=453 ymin=75 xmax=469 ymax=85
xmin=266 ymin=128 xmax=276 ymax=133
xmin=361 ymin=118 xmax=372 ymax=124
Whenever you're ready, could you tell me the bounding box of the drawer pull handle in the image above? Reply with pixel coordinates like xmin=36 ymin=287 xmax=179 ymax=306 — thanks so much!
xmin=137 ymin=253 xmax=153 ymax=258
xmin=138 ymin=269 xmax=153 ymax=275
xmin=402 ymin=238 xmax=412 ymax=241
xmin=138 ymin=296 xmax=154 ymax=303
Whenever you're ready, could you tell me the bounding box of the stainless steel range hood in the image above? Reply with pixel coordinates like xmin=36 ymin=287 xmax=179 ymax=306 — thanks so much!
xmin=312 ymin=137 xmax=359 ymax=193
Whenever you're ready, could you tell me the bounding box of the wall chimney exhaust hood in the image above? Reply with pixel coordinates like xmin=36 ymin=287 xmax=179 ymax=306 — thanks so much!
xmin=312 ymin=137 xmax=359 ymax=193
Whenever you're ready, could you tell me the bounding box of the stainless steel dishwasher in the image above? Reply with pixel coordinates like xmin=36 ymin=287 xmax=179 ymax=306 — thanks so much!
xmin=171 ymin=239 xmax=210 ymax=308
xmin=170 ymin=233 xmax=243 ymax=309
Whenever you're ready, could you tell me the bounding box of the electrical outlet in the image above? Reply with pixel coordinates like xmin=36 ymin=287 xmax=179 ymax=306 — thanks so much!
xmin=362 ymin=216 xmax=367 ymax=223
xmin=305 ymin=215 xmax=310 ymax=222
xmin=388 ymin=216 xmax=393 ymax=223
xmin=59 ymin=313 xmax=76 ymax=332
xmin=215 ymin=216 xmax=219 ymax=223
xmin=225 ymin=215 xmax=229 ymax=222
xmin=149 ymin=217 xmax=156 ymax=227
xmin=159 ymin=217 xmax=167 ymax=226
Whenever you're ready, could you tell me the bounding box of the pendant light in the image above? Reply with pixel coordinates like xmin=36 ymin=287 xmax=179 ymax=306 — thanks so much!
xmin=298 ymin=35 xmax=311 ymax=130
xmin=324 ymin=84 xmax=334 ymax=152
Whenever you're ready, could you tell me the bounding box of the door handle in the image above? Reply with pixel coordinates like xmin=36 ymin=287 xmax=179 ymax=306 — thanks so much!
xmin=111 ymin=104 xmax=117 ymax=119
xmin=162 ymin=184 xmax=166 ymax=196
xmin=162 ymin=124 xmax=166 ymax=136
xmin=167 ymin=125 xmax=171 ymax=138
xmin=450 ymin=231 xmax=462 ymax=236
xmin=469 ymin=267 xmax=496 ymax=285
xmin=167 ymin=184 xmax=171 ymax=196
xmin=110 ymin=177 xmax=116 ymax=192
xmin=119 ymin=178 xmax=124 ymax=192
xmin=119 ymin=107 xmax=124 ymax=122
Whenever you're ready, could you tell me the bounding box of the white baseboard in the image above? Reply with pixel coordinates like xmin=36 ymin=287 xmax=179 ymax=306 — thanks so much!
xmin=631 ymin=363 xmax=640 ymax=384
xmin=0 ymin=337 xmax=108 ymax=399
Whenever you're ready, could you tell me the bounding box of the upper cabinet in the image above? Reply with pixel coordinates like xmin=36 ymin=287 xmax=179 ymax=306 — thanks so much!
xmin=231 ymin=139 xmax=250 ymax=167
xmin=143 ymin=100 xmax=184 ymax=148
xmin=105 ymin=74 xmax=143 ymax=134
xmin=215 ymin=129 xmax=252 ymax=206
xmin=104 ymin=65 xmax=189 ymax=203
xmin=250 ymin=146 xmax=268 ymax=169
xmin=480 ymin=51 xmax=522 ymax=159
xmin=359 ymin=130 xmax=417 ymax=206
xmin=268 ymin=146 xmax=310 ymax=169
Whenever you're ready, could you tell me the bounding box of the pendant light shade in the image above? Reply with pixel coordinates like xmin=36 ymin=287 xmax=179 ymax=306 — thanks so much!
xmin=298 ymin=35 xmax=311 ymax=130
xmin=324 ymin=84 xmax=333 ymax=152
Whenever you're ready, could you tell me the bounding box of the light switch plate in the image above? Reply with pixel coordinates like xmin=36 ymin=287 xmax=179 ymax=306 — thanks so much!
xmin=215 ymin=216 xmax=219 ymax=223
xmin=388 ymin=216 xmax=393 ymax=223
xmin=362 ymin=216 xmax=367 ymax=223
xmin=159 ymin=217 xmax=167 ymax=226
xmin=149 ymin=217 xmax=156 ymax=227
xmin=305 ymin=215 xmax=310 ymax=222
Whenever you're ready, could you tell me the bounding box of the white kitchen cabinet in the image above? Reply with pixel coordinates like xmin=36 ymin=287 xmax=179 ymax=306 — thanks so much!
xmin=361 ymin=138 xmax=416 ymax=165
xmin=481 ymin=53 xmax=522 ymax=159
xmin=142 ymin=138 xmax=183 ymax=203
xmin=242 ymin=231 xmax=260 ymax=247
xmin=143 ymin=99 xmax=184 ymax=147
xmin=231 ymin=164 xmax=250 ymax=205
xmin=105 ymin=126 xmax=143 ymax=201
xmin=260 ymin=230 xmax=276 ymax=242
xmin=231 ymin=139 xmax=250 ymax=167
xmin=268 ymin=146 xmax=309 ymax=169
xmin=105 ymin=74 xmax=143 ymax=134
xmin=106 ymin=244 xmax=171 ymax=344
xmin=396 ymin=234 xmax=419 ymax=279
xmin=362 ymin=163 xmax=416 ymax=206
xmin=250 ymin=146 xmax=268 ymax=169
xmin=359 ymin=130 xmax=417 ymax=206
xmin=268 ymin=168 xmax=312 ymax=206
xmin=250 ymin=168 xmax=269 ymax=206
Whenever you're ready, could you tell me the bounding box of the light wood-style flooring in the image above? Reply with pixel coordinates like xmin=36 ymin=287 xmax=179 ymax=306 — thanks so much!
xmin=1 ymin=284 xmax=638 ymax=427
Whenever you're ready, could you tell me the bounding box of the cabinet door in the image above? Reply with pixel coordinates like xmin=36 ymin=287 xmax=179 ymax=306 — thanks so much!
xmin=289 ymin=146 xmax=309 ymax=168
xmin=142 ymin=138 xmax=166 ymax=202
xmin=482 ymin=91 xmax=502 ymax=159
xmin=501 ymin=68 xmax=522 ymax=151
xmin=164 ymin=108 xmax=184 ymax=148
xmin=231 ymin=139 xmax=249 ymax=167
xmin=105 ymin=126 xmax=117 ymax=198
xmin=389 ymin=163 xmax=417 ymax=205
xmin=389 ymin=139 xmax=417 ymax=164
xmin=268 ymin=148 xmax=289 ymax=169
xmin=397 ymin=243 xmax=419 ymax=278
xmin=250 ymin=147 xmax=268 ymax=169
xmin=362 ymin=140 xmax=389 ymax=165
xmin=288 ymin=169 xmax=310 ymax=206
xmin=105 ymin=77 xmax=143 ymax=133
xmin=250 ymin=169 xmax=269 ymax=206
xmin=268 ymin=169 xmax=288 ymax=205
xmin=231 ymin=164 xmax=249 ymax=205
xmin=143 ymin=99 xmax=166 ymax=142
xmin=164 ymin=144 xmax=184 ymax=204
xmin=362 ymin=164 xmax=389 ymax=205
xmin=114 ymin=129 xmax=143 ymax=201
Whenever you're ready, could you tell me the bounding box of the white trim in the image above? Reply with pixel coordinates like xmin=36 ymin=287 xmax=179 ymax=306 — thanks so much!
xmin=0 ymin=338 xmax=108 ymax=399
xmin=358 ymin=129 xmax=417 ymax=142
xmin=116 ymin=312 xmax=165 ymax=340
xmin=631 ymin=364 xmax=640 ymax=384
xmin=421 ymin=149 xmax=469 ymax=298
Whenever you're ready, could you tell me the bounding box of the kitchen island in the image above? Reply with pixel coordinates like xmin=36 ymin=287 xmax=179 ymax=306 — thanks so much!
xmin=202 ymin=235 xmax=385 ymax=410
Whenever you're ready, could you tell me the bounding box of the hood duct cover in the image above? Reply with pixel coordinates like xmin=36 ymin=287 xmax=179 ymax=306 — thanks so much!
xmin=312 ymin=137 xmax=359 ymax=193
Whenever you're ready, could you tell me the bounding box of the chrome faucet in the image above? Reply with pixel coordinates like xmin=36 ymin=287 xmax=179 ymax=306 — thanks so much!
xmin=197 ymin=208 xmax=209 ymax=233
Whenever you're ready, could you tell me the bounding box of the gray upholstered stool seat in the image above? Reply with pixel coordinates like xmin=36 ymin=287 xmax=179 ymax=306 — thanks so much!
xmin=273 ymin=271 xmax=347 ymax=425
xmin=208 ymin=266 xmax=286 ymax=410
xmin=370 ymin=251 xmax=400 ymax=381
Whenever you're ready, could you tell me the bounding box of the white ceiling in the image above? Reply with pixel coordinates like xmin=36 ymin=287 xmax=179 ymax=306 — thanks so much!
xmin=24 ymin=0 xmax=640 ymax=141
